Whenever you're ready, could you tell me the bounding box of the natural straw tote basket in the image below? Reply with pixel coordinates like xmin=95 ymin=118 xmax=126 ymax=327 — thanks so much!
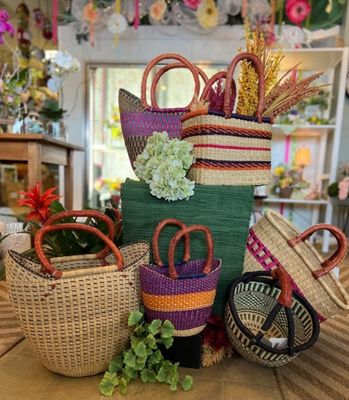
xmin=181 ymin=52 xmax=272 ymax=186
xmin=119 ymin=53 xmax=208 ymax=168
xmin=5 ymin=221 xmax=149 ymax=377
xmin=244 ymin=209 xmax=349 ymax=321
xmin=140 ymin=219 xmax=221 ymax=337
xmin=225 ymin=268 xmax=320 ymax=367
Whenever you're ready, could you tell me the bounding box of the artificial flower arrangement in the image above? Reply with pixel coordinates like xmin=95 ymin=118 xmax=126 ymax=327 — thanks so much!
xmin=134 ymin=131 xmax=195 ymax=202
xmin=0 ymin=67 xmax=28 ymax=118
xmin=272 ymin=164 xmax=310 ymax=198
xmin=94 ymin=177 xmax=122 ymax=207
xmin=47 ymin=51 xmax=80 ymax=93
xmin=328 ymin=163 xmax=349 ymax=201
xmin=17 ymin=182 xmax=121 ymax=258
xmin=99 ymin=311 xmax=192 ymax=396
xmin=104 ymin=105 xmax=122 ymax=139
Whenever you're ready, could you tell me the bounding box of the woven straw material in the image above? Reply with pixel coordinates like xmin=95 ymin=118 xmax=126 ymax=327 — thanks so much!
xmin=243 ymin=210 xmax=349 ymax=320
xmin=121 ymin=179 xmax=254 ymax=316
xmin=119 ymin=89 xmax=184 ymax=168
xmin=4 ymin=242 xmax=149 ymax=377
xmin=140 ymin=258 xmax=221 ymax=336
xmin=181 ymin=113 xmax=272 ymax=186
xmin=225 ymin=276 xmax=319 ymax=367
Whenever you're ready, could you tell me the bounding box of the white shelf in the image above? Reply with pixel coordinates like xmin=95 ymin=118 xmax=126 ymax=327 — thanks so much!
xmin=273 ymin=124 xmax=336 ymax=130
xmin=263 ymin=197 xmax=328 ymax=205
xmin=272 ymin=124 xmax=335 ymax=137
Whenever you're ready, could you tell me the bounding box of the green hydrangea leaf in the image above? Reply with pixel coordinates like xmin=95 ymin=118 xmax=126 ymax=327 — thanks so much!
xmin=148 ymin=320 xmax=162 ymax=336
xmin=108 ymin=354 xmax=123 ymax=373
xmin=124 ymin=366 xmax=138 ymax=380
xmin=181 ymin=375 xmax=193 ymax=391
xmin=148 ymin=349 xmax=163 ymax=365
xmin=141 ymin=368 xmax=157 ymax=383
xmin=161 ymin=320 xmax=175 ymax=339
xmin=135 ymin=356 xmax=147 ymax=371
xmin=159 ymin=336 xmax=174 ymax=349
xmin=134 ymin=342 xmax=147 ymax=358
xmin=128 ymin=311 xmax=143 ymax=326
xmin=118 ymin=376 xmax=128 ymax=395
xmin=144 ymin=334 xmax=157 ymax=349
xmin=124 ymin=350 xmax=136 ymax=368
xmin=99 ymin=371 xmax=118 ymax=397
xmin=170 ymin=382 xmax=178 ymax=391
xmin=156 ymin=366 xmax=166 ymax=383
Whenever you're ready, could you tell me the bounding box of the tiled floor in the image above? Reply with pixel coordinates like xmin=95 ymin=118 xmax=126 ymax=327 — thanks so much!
xmin=0 ymin=340 xmax=283 ymax=400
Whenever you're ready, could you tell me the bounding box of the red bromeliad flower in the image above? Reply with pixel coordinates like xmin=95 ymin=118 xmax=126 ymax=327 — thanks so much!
xmin=285 ymin=0 xmax=311 ymax=26
xmin=18 ymin=183 xmax=59 ymax=224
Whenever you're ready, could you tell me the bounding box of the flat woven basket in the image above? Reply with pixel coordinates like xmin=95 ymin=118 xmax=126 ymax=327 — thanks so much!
xmin=120 ymin=53 xmax=208 ymax=168
xmin=181 ymin=53 xmax=272 ymax=186
xmin=121 ymin=179 xmax=254 ymax=316
xmin=140 ymin=219 xmax=221 ymax=336
xmin=5 ymin=214 xmax=149 ymax=377
xmin=244 ymin=209 xmax=349 ymax=321
xmin=225 ymin=269 xmax=320 ymax=367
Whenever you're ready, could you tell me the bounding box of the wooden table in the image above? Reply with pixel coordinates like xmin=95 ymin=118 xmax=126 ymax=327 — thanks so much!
xmin=0 ymin=134 xmax=84 ymax=209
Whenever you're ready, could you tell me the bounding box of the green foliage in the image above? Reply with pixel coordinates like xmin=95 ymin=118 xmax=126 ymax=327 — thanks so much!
xmin=99 ymin=311 xmax=193 ymax=397
xmin=328 ymin=182 xmax=339 ymax=197
xmin=39 ymin=100 xmax=67 ymax=122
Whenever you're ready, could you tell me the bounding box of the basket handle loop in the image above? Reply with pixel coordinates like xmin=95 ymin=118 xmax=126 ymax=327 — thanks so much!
xmin=44 ymin=210 xmax=115 ymax=260
xmin=153 ymin=218 xmax=190 ymax=267
xmin=151 ymin=63 xmax=209 ymax=109
xmin=141 ymin=53 xmax=200 ymax=110
xmin=271 ymin=266 xmax=293 ymax=308
xmin=224 ymin=52 xmax=265 ymax=122
xmin=168 ymin=225 xmax=213 ymax=279
xmin=35 ymin=223 xmax=124 ymax=279
xmin=287 ymin=224 xmax=348 ymax=279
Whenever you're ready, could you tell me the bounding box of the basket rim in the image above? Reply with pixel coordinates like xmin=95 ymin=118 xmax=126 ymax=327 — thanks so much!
xmin=265 ymin=209 xmax=349 ymax=311
xmin=227 ymin=271 xmax=320 ymax=355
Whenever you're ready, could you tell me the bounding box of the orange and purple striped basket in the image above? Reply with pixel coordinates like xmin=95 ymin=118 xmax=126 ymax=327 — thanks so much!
xmin=140 ymin=219 xmax=221 ymax=337
xmin=181 ymin=53 xmax=272 ymax=186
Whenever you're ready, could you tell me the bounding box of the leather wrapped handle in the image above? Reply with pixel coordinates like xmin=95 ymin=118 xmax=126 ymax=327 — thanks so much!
xmin=35 ymin=223 xmax=124 ymax=279
xmin=271 ymin=266 xmax=293 ymax=308
xmin=44 ymin=210 xmax=115 ymax=260
xmin=141 ymin=53 xmax=200 ymax=110
xmin=150 ymin=62 xmax=209 ymax=109
xmin=152 ymin=218 xmax=190 ymax=267
xmin=224 ymin=52 xmax=265 ymax=122
xmin=168 ymin=225 xmax=213 ymax=279
xmin=287 ymin=224 xmax=348 ymax=279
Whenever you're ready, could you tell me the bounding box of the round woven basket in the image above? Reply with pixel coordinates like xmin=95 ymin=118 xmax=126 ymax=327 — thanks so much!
xmin=225 ymin=270 xmax=320 ymax=367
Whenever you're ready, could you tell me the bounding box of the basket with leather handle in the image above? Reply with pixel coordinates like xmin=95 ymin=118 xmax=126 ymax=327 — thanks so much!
xmin=181 ymin=52 xmax=272 ymax=186
xmin=225 ymin=266 xmax=320 ymax=367
xmin=5 ymin=211 xmax=149 ymax=377
xmin=244 ymin=209 xmax=349 ymax=321
xmin=139 ymin=218 xmax=221 ymax=337
xmin=119 ymin=53 xmax=208 ymax=168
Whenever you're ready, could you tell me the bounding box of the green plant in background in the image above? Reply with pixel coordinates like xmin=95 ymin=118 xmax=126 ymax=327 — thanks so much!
xmin=39 ymin=99 xmax=66 ymax=122
xmin=99 ymin=311 xmax=193 ymax=397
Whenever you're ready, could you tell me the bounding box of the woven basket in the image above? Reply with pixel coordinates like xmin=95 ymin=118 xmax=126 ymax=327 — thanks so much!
xmin=5 ymin=214 xmax=149 ymax=377
xmin=119 ymin=53 xmax=208 ymax=168
xmin=225 ymin=268 xmax=320 ymax=367
xmin=244 ymin=209 xmax=349 ymax=321
xmin=121 ymin=179 xmax=254 ymax=316
xmin=140 ymin=219 xmax=221 ymax=336
xmin=182 ymin=53 xmax=272 ymax=186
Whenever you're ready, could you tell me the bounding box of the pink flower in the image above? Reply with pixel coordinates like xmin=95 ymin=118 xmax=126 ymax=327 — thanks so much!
xmin=338 ymin=178 xmax=349 ymax=201
xmin=149 ymin=0 xmax=167 ymax=21
xmin=184 ymin=0 xmax=202 ymax=10
xmin=285 ymin=0 xmax=311 ymax=26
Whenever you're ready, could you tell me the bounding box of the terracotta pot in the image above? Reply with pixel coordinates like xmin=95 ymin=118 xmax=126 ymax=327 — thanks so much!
xmin=279 ymin=187 xmax=293 ymax=199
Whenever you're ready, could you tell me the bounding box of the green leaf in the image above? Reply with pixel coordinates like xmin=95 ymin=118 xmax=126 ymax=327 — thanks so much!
xmin=161 ymin=320 xmax=175 ymax=339
xmin=118 ymin=376 xmax=128 ymax=395
xmin=181 ymin=375 xmax=193 ymax=391
xmin=159 ymin=336 xmax=174 ymax=349
xmin=124 ymin=366 xmax=138 ymax=380
xmin=148 ymin=319 xmax=162 ymax=336
xmin=128 ymin=311 xmax=143 ymax=327
xmin=141 ymin=368 xmax=157 ymax=383
xmin=108 ymin=354 xmax=123 ymax=374
xmin=131 ymin=336 xmax=141 ymax=349
xmin=156 ymin=366 xmax=166 ymax=383
xmin=124 ymin=350 xmax=136 ymax=368
xmin=99 ymin=371 xmax=118 ymax=397
xmin=170 ymin=382 xmax=178 ymax=391
xmin=148 ymin=349 xmax=163 ymax=366
xmin=134 ymin=357 xmax=147 ymax=370
xmin=49 ymin=200 xmax=66 ymax=214
xmin=134 ymin=342 xmax=147 ymax=358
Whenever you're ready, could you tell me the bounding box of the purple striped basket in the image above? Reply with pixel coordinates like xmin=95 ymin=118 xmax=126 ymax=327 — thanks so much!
xmin=140 ymin=220 xmax=221 ymax=337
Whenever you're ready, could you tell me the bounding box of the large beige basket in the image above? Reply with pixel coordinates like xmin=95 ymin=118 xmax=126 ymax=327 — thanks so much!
xmin=5 ymin=221 xmax=149 ymax=377
xmin=244 ymin=209 xmax=349 ymax=321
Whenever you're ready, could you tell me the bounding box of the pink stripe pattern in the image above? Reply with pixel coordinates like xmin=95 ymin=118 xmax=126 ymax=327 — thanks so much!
xmin=194 ymin=144 xmax=270 ymax=151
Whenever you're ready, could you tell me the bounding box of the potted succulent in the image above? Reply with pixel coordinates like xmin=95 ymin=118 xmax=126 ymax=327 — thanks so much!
xmin=39 ymin=100 xmax=67 ymax=139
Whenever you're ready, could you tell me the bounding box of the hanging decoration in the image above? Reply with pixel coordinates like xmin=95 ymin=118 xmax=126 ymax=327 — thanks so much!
xmin=107 ymin=0 xmax=127 ymax=43
xmin=52 ymin=0 xmax=59 ymax=44
xmin=285 ymin=0 xmax=312 ymax=26
xmin=33 ymin=1 xmax=45 ymax=29
xmin=43 ymin=1 xmax=53 ymax=40
xmin=83 ymin=0 xmax=100 ymax=45
xmin=16 ymin=3 xmax=31 ymax=59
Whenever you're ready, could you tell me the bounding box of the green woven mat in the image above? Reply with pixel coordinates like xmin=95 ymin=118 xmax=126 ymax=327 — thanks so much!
xmin=121 ymin=179 xmax=254 ymax=315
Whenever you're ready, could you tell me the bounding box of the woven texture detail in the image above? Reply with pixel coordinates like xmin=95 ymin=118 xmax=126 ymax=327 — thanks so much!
xmin=4 ymin=242 xmax=150 ymax=377
xmin=121 ymin=179 xmax=254 ymax=316
xmin=243 ymin=210 xmax=349 ymax=320
xmin=181 ymin=113 xmax=272 ymax=186
xmin=225 ymin=275 xmax=319 ymax=367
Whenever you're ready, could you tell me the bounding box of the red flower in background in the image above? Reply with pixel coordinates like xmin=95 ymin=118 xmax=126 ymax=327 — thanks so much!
xmin=18 ymin=183 xmax=59 ymax=224
xmin=183 ymin=0 xmax=202 ymax=10
xmin=285 ymin=0 xmax=311 ymax=26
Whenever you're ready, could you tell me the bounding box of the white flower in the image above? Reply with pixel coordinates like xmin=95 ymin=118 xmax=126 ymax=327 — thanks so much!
xmin=52 ymin=51 xmax=80 ymax=72
xmin=107 ymin=12 xmax=127 ymax=35
xmin=47 ymin=76 xmax=63 ymax=92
